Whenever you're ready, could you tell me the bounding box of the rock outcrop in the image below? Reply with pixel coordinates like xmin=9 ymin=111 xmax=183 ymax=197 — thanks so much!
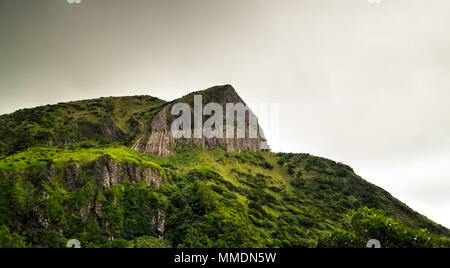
xmin=93 ymin=155 xmax=166 ymax=188
xmin=152 ymin=209 xmax=166 ymax=239
xmin=91 ymin=156 xmax=167 ymax=236
xmin=132 ymin=85 xmax=270 ymax=156
xmin=39 ymin=156 xmax=168 ymax=236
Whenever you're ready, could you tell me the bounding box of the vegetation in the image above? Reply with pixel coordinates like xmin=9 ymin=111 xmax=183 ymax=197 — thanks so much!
xmin=318 ymin=207 xmax=450 ymax=248
xmin=0 ymin=95 xmax=165 ymax=156
xmin=0 ymin=144 xmax=448 ymax=248
xmin=0 ymin=92 xmax=448 ymax=248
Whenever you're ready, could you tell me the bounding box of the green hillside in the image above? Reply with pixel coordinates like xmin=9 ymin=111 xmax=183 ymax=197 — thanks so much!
xmin=0 ymin=95 xmax=166 ymax=156
xmin=0 ymin=88 xmax=449 ymax=248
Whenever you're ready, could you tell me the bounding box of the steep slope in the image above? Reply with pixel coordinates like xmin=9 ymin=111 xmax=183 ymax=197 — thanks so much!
xmin=0 ymin=146 xmax=448 ymax=247
xmin=132 ymin=85 xmax=268 ymax=156
xmin=0 ymin=85 xmax=448 ymax=248
xmin=0 ymin=96 xmax=166 ymax=156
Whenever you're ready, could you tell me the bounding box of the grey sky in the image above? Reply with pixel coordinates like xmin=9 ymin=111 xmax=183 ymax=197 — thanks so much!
xmin=1 ymin=0 xmax=449 ymax=228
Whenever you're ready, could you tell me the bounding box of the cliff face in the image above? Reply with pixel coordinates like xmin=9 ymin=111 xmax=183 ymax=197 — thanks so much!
xmin=93 ymin=155 xmax=166 ymax=189
xmin=93 ymin=156 xmax=167 ymax=238
xmin=32 ymin=156 xmax=168 ymax=241
xmin=132 ymin=85 xmax=269 ymax=156
xmin=1 ymin=88 xmax=449 ymax=248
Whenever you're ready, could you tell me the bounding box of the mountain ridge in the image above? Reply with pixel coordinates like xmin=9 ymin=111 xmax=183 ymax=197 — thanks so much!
xmin=132 ymin=85 xmax=268 ymax=156
xmin=0 ymin=85 xmax=448 ymax=248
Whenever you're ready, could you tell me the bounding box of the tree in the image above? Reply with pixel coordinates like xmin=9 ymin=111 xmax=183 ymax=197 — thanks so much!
xmin=318 ymin=207 xmax=449 ymax=248
xmin=0 ymin=225 xmax=27 ymax=248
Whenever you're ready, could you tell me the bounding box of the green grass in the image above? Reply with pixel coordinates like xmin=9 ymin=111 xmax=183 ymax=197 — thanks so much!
xmin=0 ymin=91 xmax=448 ymax=248
xmin=0 ymin=96 xmax=166 ymax=156
xmin=0 ymin=143 xmax=448 ymax=248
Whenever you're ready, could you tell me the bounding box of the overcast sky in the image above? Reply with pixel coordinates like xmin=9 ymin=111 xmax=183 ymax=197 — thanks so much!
xmin=1 ymin=0 xmax=449 ymax=228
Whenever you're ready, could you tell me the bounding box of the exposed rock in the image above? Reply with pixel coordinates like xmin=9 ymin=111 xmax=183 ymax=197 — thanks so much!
xmin=93 ymin=155 xmax=166 ymax=189
xmin=39 ymin=156 xmax=167 ymax=235
xmin=79 ymin=207 xmax=90 ymax=222
xmin=45 ymin=137 xmax=78 ymax=147
xmin=63 ymin=164 xmax=81 ymax=191
xmin=134 ymin=134 xmax=265 ymax=157
xmin=94 ymin=201 xmax=103 ymax=219
xmin=38 ymin=214 xmax=49 ymax=229
xmin=132 ymin=85 xmax=269 ymax=156
xmin=33 ymin=206 xmax=49 ymax=229
xmin=91 ymin=156 xmax=167 ymax=235
xmin=152 ymin=209 xmax=166 ymax=238
xmin=44 ymin=164 xmax=57 ymax=183
xmin=40 ymin=191 xmax=50 ymax=201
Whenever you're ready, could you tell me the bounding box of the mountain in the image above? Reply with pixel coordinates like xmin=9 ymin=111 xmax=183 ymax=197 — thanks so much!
xmin=132 ymin=85 xmax=268 ymax=156
xmin=0 ymin=85 xmax=448 ymax=248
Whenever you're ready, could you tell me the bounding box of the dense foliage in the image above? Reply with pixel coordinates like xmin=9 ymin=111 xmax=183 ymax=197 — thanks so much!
xmin=0 ymin=92 xmax=448 ymax=248
xmin=0 ymin=96 xmax=165 ymax=156
xmin=0 ymin=145 xmax=448 ymax=248
xmin=318 ymin=207 xmax=450 ymax=248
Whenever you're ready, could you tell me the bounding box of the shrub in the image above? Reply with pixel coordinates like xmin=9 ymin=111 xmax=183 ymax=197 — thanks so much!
xmin=0 ymin=225 xmax=27 ymax=248
xmin=318 ymin=207 xmax=449 ymax=248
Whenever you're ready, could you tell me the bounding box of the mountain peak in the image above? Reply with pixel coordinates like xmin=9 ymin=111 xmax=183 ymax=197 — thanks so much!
xmin=193 ymin=84 xmax=236 ymax=95
xmin=172 ymin=84 xmax=244 ymax=107
xmin=132 ymin=85 xmax=268 ymax=156
xmin=0 ymin=85 xmax=449 ymax=248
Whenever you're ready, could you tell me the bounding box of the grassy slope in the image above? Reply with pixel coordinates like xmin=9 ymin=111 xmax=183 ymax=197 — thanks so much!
xmin=0 ymin=92 xmax=448 ymax=247
xmin=0 ymin=96 xmax=166 ymax=156
xmin=0 ymin=144 xmax=447 ymax=247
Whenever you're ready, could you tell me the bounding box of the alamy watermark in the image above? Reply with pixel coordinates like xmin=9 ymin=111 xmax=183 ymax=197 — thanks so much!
xmin=170 ymin=95 xmax=279 ymax=149
xmin=367 ymin=239 xmax=381 ymax=248
xmin=67 ymin=239 xmax=81 ymax=248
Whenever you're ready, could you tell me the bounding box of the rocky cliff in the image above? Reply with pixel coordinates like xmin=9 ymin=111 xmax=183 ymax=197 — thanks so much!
xmin=31 ymin=155 xmax=168 ymax=242
xmin=0 ymin=88 xmax=449 ymax=248
xmin=93 ymin=155 xmax=166 ymax=189
xmin=132 ymin=85 xmax=269 ymax=156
